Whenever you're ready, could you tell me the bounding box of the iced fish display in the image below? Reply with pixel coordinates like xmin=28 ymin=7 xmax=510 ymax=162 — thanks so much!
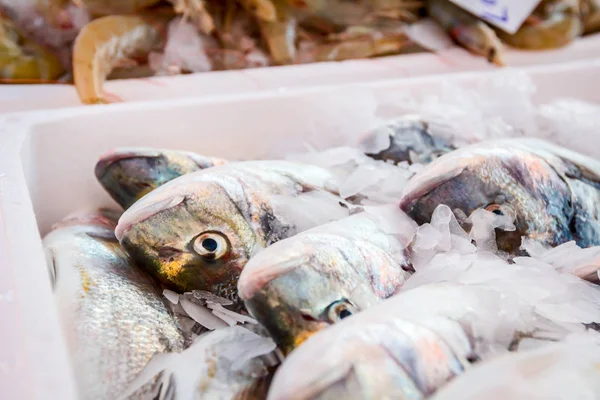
xmin=121 ymin=326 xmax=277 ymax=400
xmin=115 ymin=161 xmax=346 ymax=301
xmin=43 ymin=209 xmax=184 ymax=400
xmin=268 ymin=235 xmax=600 ymax=400
xmin=400 ymin=138 xmax=600 ymax=255
xmin=95 ymin=147 xmax=227 ymax=209
xmin=35 ymin=76 xmax=600 ymax=400
xmin=239 ymin=205 xmax=417 ymax=354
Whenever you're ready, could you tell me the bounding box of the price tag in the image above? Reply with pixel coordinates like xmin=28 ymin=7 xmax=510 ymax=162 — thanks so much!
xmin=449 ymin=0 xmax=542 ymax=34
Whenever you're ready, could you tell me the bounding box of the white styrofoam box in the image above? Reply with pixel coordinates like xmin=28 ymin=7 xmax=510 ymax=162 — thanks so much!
xmin=2 ymin=33 xmax=600 ymax=114
xmin=1 ymin=57 xmax=600 ymax=399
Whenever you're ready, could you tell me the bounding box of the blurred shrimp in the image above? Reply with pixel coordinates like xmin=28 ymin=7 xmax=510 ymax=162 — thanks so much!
xmin=169 ymin=0 xmax=214 ymax=34
xmin=238 ymin=0 xmax=277 ymax=22
xmin=496 ymin=0 xmax=582 ymax=50
xmin=296 ymin=25 xmax=412 ymax=63
xmin=212 ymin=2 xmax=272 ymax=69
xmin=286 ymin=0 xmax=425 ymax=27
xmin=581 ymin=0 xmax=600 ymax=34
xmin=427 ymin=0 xmax=505 ymax=66
xmin=34 ymin=0 xmax=72 ymax=27
xmin=0 ymin=13 xmax=64 ymax=82
xmin=72 ymin=14 xmax=169 ymax=104
xmin=257 ymin=0 xmax=296 ymax=64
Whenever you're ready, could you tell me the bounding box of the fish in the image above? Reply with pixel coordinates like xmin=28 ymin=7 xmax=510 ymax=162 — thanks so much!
xmin=361 ymin=115 xmax=457 ymax=165
xmin=95 ymin=147 xmax=227 ymax=209
xmin=43 ymin=208 xmax=185 ymax=400
xmin=238 ymin=205 xmax=417 ymax=354
xmin=115 ymin=160 xmax=345 ymax=303
xmin=399 ymin=138 xmax=600 ymax=255
xmin=267 ymin=246 xmax=600 ymax=400
xmin=119 ymin=326 xmax=277 ymax=400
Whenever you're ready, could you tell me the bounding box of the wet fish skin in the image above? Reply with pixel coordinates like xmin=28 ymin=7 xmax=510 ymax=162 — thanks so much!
xmin=400 ymin=138 xmax=600 ymax=254
xmin=43 ymin=208 xmax=184 ymax=400
xmin=95 ymin=147 xmax=227 ymax=209
xmin=239 ymin=210 xmax=415 ymax=354
xmin=364 ymin=116 xmax=456 ymax=165
xmin=115 ymin=160 xmax=341 ymax=300
xmin=267 ymin=285 xmax=476 ymax=400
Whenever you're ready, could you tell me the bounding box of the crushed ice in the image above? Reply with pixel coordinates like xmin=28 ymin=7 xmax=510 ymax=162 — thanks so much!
xmin=163 ymin=289 xmax=257 ymax=339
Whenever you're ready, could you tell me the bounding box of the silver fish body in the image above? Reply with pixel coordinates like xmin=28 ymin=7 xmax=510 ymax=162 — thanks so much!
xmin=95 ymin=147 xmax=227 ymax=209
xmin=43 ymin=209 xmax=184 ymax=400
xmin=267 ymin=283 xmax=478 ymax=400
xmin=239 ymin=206 xmax=416 ymax=354
xmin=400 ymin=138 xmax=600 ymax=254
xmin=268 ymin=255 xmax=600 ymax=400
xmin=115 ymin=160 xmax=343 ymax=302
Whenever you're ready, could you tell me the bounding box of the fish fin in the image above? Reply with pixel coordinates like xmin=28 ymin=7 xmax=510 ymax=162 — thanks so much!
xmin=158 ymin=374 xmax=176 ymax=400
xmin=117 ymin=353 xmax=175 ymax=400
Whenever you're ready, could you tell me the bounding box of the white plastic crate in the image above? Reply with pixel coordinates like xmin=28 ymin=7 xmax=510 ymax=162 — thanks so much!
xmin=1 ymin=58 xmax=600 ymax=399
xmin=2 ymin=33 xmax=600 ymax=114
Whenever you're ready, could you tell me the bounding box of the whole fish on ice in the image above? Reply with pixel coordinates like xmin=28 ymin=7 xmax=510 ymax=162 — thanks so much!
xmin=115 ymin=160 xmax=346 ymax=303
xmin=400 ymin=138 xmax=600 ymax=255
xmin=239 ymin=205 xmax=416 ymax=354
xmin=43 ymin=209 xmax=184 ymax=400
xmin=267 ymin=246 xmax=600 ymax=400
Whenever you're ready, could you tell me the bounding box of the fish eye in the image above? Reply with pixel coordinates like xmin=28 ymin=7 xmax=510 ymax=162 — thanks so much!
xmin=193 ymin=232 xmax=229 ymax=259
xmin=485 ymin=204 xmax=512 ymax=217
xmin=326 ymin=299 xmax=356 ymax=323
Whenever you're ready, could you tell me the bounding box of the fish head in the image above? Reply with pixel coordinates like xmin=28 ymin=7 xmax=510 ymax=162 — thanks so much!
xmin=363 ymin=116 xmax=456 ymax=165
xmin=239 ymin=232 xmax=404 ymax=355
xmin=95 ymin=147 xmax=225 ymax=209
xmin=116 ymin=174 xmax=257 ymax=300
xmin=400 ymin=142 xmax=573 ymax=253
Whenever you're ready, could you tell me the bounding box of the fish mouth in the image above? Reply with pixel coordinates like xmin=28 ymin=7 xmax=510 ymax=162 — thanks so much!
xmin=398 ymin=159 xmax=466 ymax=213
xmin=95 ymin=148 xmax=163 ymax=180
xmin=244 ymin=289 xmax=329 ymax=356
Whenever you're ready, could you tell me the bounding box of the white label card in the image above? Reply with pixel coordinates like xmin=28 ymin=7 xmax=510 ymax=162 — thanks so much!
xmin=448 ymin=0 xmax=542 ymax=34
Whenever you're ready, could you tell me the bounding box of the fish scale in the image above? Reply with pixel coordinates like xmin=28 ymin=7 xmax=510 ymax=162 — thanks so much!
xmin=43 ymin=210 xmax=184 ymax=400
